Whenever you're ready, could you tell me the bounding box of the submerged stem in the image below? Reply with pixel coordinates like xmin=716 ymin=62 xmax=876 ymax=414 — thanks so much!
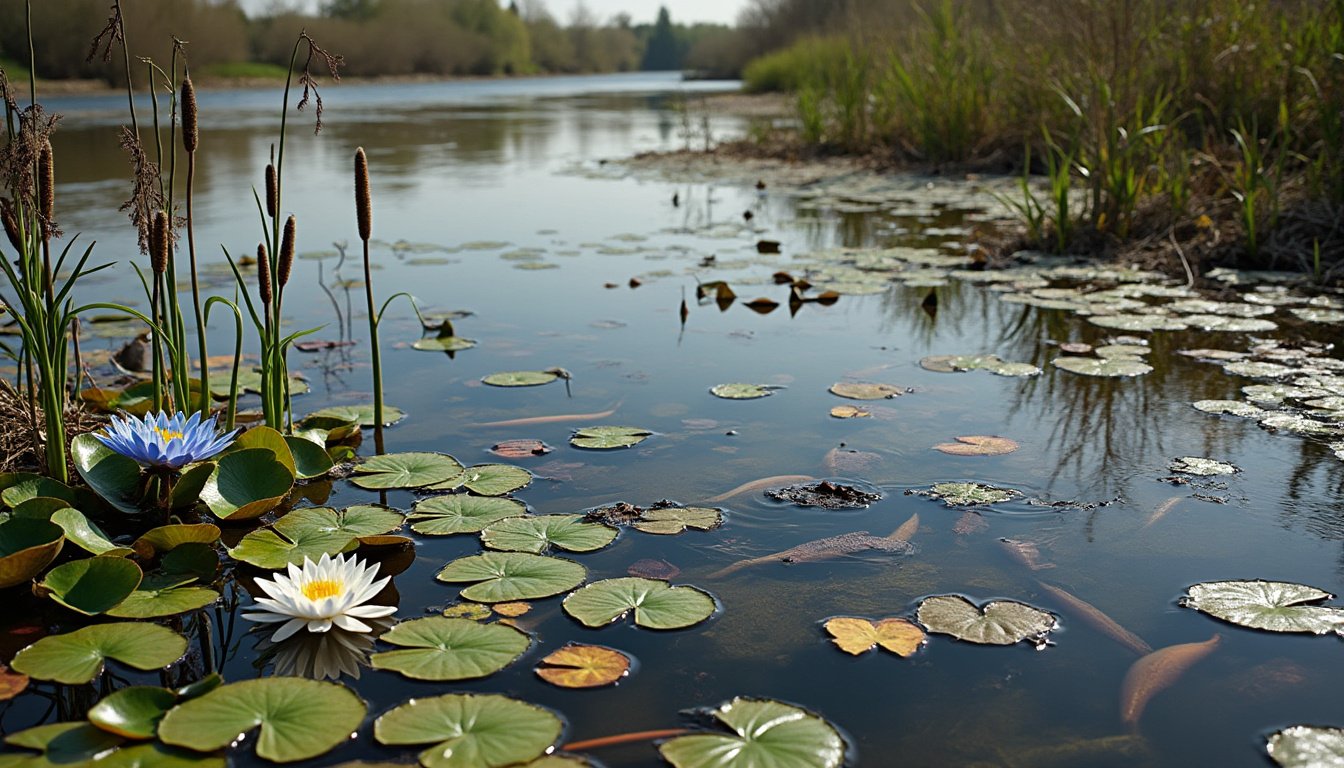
xmin=561 ymin=729 xmax=690 ymax=752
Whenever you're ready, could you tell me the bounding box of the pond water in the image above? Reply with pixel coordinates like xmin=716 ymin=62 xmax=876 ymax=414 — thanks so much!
xmin=7 ymin=71 xmax=1344 ymax=766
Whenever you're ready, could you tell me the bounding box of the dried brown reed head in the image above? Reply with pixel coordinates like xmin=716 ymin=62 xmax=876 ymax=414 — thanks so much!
xmin=182 ymin=77 xmax=198 ymax=153
xmin=279 ymin=215 xmax=296 ymax=287
xmin=265 ymin=163 xmax=277 ymax=219
xmin=0 ymin=105 xmax=59 ymax=213
xmin=0 ymin=67 xmax=16 ymax=116
xmin=118 ymin=127 xmax=165 ymax=254
xmin=354 ymin=147 xmax=371 ymax=242
xmin=257 ymin=243 xmax=272 ymax=306
xmin=87 ymin=2 xmax=125 ymax=64
xmin=150 ymin=210 xmax=170 ymax=274
xmin=38 ymin=139 xmax=53 ymax=241
xmin=1 ymin=198 xmax=21 ymax=253
xmin=296 ymin=32 xmax=344 ymax=134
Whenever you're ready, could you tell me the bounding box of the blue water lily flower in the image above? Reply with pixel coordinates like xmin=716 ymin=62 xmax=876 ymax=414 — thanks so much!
xmin=97 ymin=411 xmax=239 ymax=470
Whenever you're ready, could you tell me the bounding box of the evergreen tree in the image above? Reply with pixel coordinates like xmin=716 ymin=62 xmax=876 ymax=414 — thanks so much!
xmin=640 ymin=6 xmax=680 ymax=71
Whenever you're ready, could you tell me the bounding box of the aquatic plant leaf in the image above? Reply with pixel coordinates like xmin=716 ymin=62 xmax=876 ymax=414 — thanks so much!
xmin=1184 ymin=314 xmax=1277 ymax=332
xmin=991 ymin=362 xmax=1044 ymax=377
xmin=1087 ymin=314 xmax=1189 ymax=332
xmin=105 ymin=579 xmax=220 ymax=619
xmin=710 ymin=383 xmax=778 ymax=399
xmin=1094 ymin=344 xmax=1150 ymax=358
xmin=632 ymin=507 xmax=722 ymax=535
xmin=158 ymin=678 xmax=366 ymax=764
xmin=1226 ymin=361 xmax=1296 ymax=379
xmin=1289 ymin=308 xmax=1344 ymax=324
xmin=443 ymin=602 xmax=493 ymax=620
xmin=1259 ymin=413 xmax=1344 ymax=437
xmin=1179 ymin=580 xmax=1344 ymax=634
xmin=284 ymin=436 xmax=335 ymax=479
xmin=429 ymin=464 xmax=533 ymax=495
xmin=481 ymin=514 xmax=618 ymax=554
xmin=919 ymin=354 xmax=1000 ymax=372
xmin=70 ymin=434 xmax=143 ymax=515
xmin=88 ymin=686 xmax=177 ymax=740
xmin=482 ymin=371 xmax=559 ymax=387
xmin=436 ymin=552 xmax=586 ymax=602
xmin=11 ymin=623 xmax=186 ymax=684
xmin=350 ymin=452 xmax=463 ymax=489
xmin=374 ymin=693 xmax=562 ymax=768
xmin=493 ymin=601 xmax=530 ymax=617
xmin=535 ymin=643 xmax=630 ymax=688
xmin=491 ymin=440 xmax=552 ymax=458
xmin=1052 ymin=357 xmax=1153 ymax=377
xmin=227 ymin=527 xmax=357 ymax=570
xmin=0 ymin=518 xmax=65 ymax=588
xmin=824 ymin=617 xmax=925 ymax=656
xmin=829 ymin=405 xmax=870 ymax=418
xmin=0 ymin=664 xmax=28 ymax=701
xmin=933 ymin=435 xmax=1019 ymax=456
xmin=130 ymin=524 xmax=220 ymax=559
xmin=48 ymin=508 xmax=131 ymax=556
xmin=199 ymin=448 xmax=294 ymax=521
xmin=1168 ymin=457 xmax=1239 ymax=476
xmin=274 ymin=505 xmax=404 ymax=539
xmin=1267 ymin=725 xmax=1344 ymax=767
xmin=369 ymin=616 xmax=530 ymax=681
xmin=413 ymin=335 xmax=477 ymax=352
xmin=658 ymin=697 xmax=844 ymax=768
xmin=828 ymin=382 xmax=905 ymax=400
xmin=570 ymin=425 xmax=653 ymax=449
xmin=1192 ymin=400 xmax=1265 ymax=418
xmin=916 ymin=595 xmax=1057 ymax=647
xmin=307 ymin=404 xmax=405 ymax=428
xmin=38 ymin=556 xmax=142 ymax=616
xmin=914 ymin=482 xmax=1020 ymax=506
xmin=0 ymin=722 xmax=125 ymax=765
xmin=409 ymin=495 xmax=526 ymax=535
xmin=233 ymin=426 xmax=297 ymax=476
xmin=563 ymin=577 xmax=715 ymax=629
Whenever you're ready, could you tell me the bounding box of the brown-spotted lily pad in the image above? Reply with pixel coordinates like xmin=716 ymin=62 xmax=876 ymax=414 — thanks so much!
xmin=933 ymin=436 xmax=1020 ymax=456
xmin=534 ymin=643 xmax=631 ymax=688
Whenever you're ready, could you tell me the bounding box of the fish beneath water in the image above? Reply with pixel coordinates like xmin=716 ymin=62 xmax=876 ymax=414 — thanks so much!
xmin=709 ymin=514 xmax=918 ymax=578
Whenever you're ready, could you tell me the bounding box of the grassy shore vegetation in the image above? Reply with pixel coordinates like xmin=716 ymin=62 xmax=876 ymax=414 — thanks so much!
xmin=739 ymin=0 xmax=1344 ymax=282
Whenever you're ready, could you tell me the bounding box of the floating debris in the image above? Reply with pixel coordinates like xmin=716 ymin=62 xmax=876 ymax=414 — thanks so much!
xmin=766 ymin=480 xmax=881 ymax=509
xmin=1168 ymin=457 xmax=1239 ymax=476
xmin=910 ymin=482 xmax=1021 ymax=506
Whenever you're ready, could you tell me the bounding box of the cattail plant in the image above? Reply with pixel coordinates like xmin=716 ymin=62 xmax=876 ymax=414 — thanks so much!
xmin=149 ymin=209 xmax=169 ymax=411
xmin=181 ymin=73 xmax=210 ymax=417
xmin=354 ymin=146 xmax=384 ymax=449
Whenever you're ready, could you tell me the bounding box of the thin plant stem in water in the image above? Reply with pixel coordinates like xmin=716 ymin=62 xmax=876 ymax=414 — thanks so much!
xmin=354 ymin=146 xmax=384 ymax=453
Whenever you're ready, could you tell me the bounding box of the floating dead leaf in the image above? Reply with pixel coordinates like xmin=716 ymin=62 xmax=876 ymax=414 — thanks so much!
xmin=830 ymin=405 xmax=871 ymax=419
xmin=829 ymin=382 xmax=906 ymax=400
xmin=491 ymin=440 xmax=552 ymax=458
xmin=824 ymin=617 xmax=925 ymax=657
xmin=627 ymin=558 xmax=680 ymax=580
xmin=744 ymin=297 xmax=780 ymax=313
xmin=772 ymin=271 xmax=794 ymax=284
xmin=535 ymin=643 xmax=631 ymax=688
xmin=756 ymin=239 xmax=781 ymax=254
xmin=0 ymin=664 xmax=29 ymax=700
xmin=492 ymin=602 xmax=532 ymax=618
xmin=294 ymin=340 xmax=355 ymax=353
xmin=1058 ymin=342 xmax=1093 ymax=355
xmin=933 ymin=435 xmax=1020 ymax=456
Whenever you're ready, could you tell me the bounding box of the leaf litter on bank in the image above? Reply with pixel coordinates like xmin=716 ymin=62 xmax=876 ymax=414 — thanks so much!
xmin=1168 ymin=457 xmax=1240 ymax=476
xmin=766 ymin=480 xmax=880 ymax=509
xmin=823 ymin=617 xmax=925 ymax=657
xmin=1192 ymin=400 xmax=1265 ymax=418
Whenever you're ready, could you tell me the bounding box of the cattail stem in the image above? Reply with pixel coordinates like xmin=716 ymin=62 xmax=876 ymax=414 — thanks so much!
xmin=561 ymin=729 xmax=690 ymax=752
xmin=354 ymin=147 xmax=384 ymax=452
xmin=38 ymin=138 xmax=53 ymax=312
xmin=183 ymin=76 xmax=208 ymax=417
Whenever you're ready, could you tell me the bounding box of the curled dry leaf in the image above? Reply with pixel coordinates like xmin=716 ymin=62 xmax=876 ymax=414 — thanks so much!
xmin=0 ymin=664 xmax=29 ymax=701
xmin=933 ymin=435 xmax=1020 ymax=456
xmin=535 ymin=643 xmax=631 ymax=688
xmin=824 ymin=617 xmax=925 ymax=657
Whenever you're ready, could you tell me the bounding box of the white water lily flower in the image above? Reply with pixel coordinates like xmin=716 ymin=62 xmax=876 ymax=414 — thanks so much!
xmin=242 ymin=553 xmax=396 ymax=641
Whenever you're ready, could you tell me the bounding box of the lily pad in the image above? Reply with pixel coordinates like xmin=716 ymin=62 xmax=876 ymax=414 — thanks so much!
xmin=413 ymin=335 xmax=477 ymax=352
xmin=70 ymin=433 xmax=143 ymax=515
xmin=1179 ymin=580 xmax=1344 ymax=634
xmin=1052 ymin=356 xmax=1153 ymax=377
xmin=38 ymin=556 xmax=143 ymax=615
xmin=49 ymin=508 xmax=132 ymax=556
xmin=933 ymin=435 xmax=1020 ymax=456
xmin=1087 ymin=314 xmax=1189 ymax=332
xmin=105 ymin=576 xmax=220 ymax=619
xmin=429 ymin=464 xmax=532 ymax=496
xmin=11 ymin=622 xmax=187 ymax=684
xmin=436 ymin=552 xmax=586 ymax=602
xmin=823 ymin=616 xmax=925 ymax=657
xmin=285 ymin=436 xmax=335 ymax=480
xmin=914 ymin=482 xmax=1020 ymax=506
xmin=563 ymin=577 xmax=716 ymax=630
xmin=409 ymin=495 xmax=526 ymax=535
xmin=1289 ymin=308 xmax=1344 ymax=324
xmin=916 ymin=594 xmax=1057 ymax=647
xmin=481 ymin=515 xmax=618 ymax=554
xmin=0 ymin=722 xmax=126 ymax=765
xmin=570 ymin=425 xmax=653 ymax=450
xmin=199 ymin=448 xmax=294 ymax=521
xmin=307 ymin=404 xmax=406 ymax=428
xmin=274 ymin=505 xmax=405 ymax=539
xmin=88 ymin=685 xmax=178 ymax=739
xmin=1192 ymin=400 xmax=1265 ymax=418
xmin=228 ymin=526 xmax=357 ymax=570
xmin=369 ymin=616 xmax=530 ymax=681
xmin=374 ymin=693 xmax=562 ymax=768
xmin=829 ymin=405 xmax=870 ymax=418
xmin=1267 ymin=725 xmax=1344 ymax=767
xmin=1168 ymin=456 xmax=1239 ymax=476
xmin=351 ymin=452 xmax=464 ymax=490
xmin=709 ymin=383 xmax=779 ymax=400
xmin=1260 ymin=413 xmax=1344 ymax=437
xmin=0 ymin=517 xmax=65 ymax=589
xmin=482 ymin=371 xmax=559 ymax=387
xmin=658 ymin=697 xmax=845 ymax=768
xmin=828 ymin=382 xmax=905 ymax=400
xmin=131 ymin=523 xmax=221 ymax=559
xmin=534 ymin=643 xmax=631 ymax=688
xmin=158 ymin=678 xmax=367 ymax=764
xmin=632 ymin=507 xmax=722 ymax=535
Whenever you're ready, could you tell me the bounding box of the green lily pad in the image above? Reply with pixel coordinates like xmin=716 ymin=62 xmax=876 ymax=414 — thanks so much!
xmin=436 ymin=552 xmax=586 ymax=602
xmin=369 ymin=616 xmax=530 ymax=681
xmin=374 ymin=693 xmax=562 ymax=768
xmin=160 ymin=543 xmax=221 ymax=583
xmin=570 ymin=426 xmax=653 ymax=450
xmin=1179 ymin=580 xmax=1344 ymax=634
xmin=0 ymin=518 xmax=65 ymax=588
xmin=482 ymin=371 xmax=559 ymax=387
xmin=158 ymin=678 xmax=367 ymax=764
xmin=9 ymin=496 xmax=72 ymax=519
xmin=481 ymin=515 xmax=618 ymax=554
xmin=709 ymin=383 xmax=779 ymax=400
xmin=70 ymin=434 xmax=142 ymax=515
xmin=428 ymin=464 xmax=532 ymax=496
xmin=274 ymin=505 xmax=405 ymax=539
xmin=918 ymin=354 xmax=1040 ymax=377
xmin=351 ymin=452 xmax=464 ymax=490
xmin=106 ymin=573 xmax=220 ymax=619
xmin=49 ymin=508 xmax=131 ymax=556
xmin=199 ymin=448 xmax=295 ymax=521
xmin=0 ymin=722 xmax=126 ymax=765
xmin=1052 ymin=356 xmax=1153 ymax=377
xmin=828 ymin=382 xmax=906 ymax=400
xmin=307 ymin=404 xmax=405 ymax=428
xmin=11 ymin=622 xmax=187 ymax=684
xmin=1226 ymin=361 xmax=1297 ymax=379
xmin=88 ymin=686 xmax=178 ymax=740
xmin=563 ymin=577 xmax=716 ymax=630
xmin=285 ymin=436 xmax=334 ymax=480
xmin=1267 ymin=725 xmax=1344 ymax=767
xmin=658 ymin=697 xmax=845 ymax=768
xmin=916 ymin=595 xmax=1058 ymax=647
xmin=131 ymin=524 xmax=221 ymax=558
xmin=632 ymin=507 xmax=723 ymax=535
xmin=409 ymin=495 xmax=526 ymax=535
xmin=914 ymin=482 xmax=1020 ymax=506
xmin=0 ymin=475 xmax=79 ymax=510
xmin=413 ymin=336 xmax=477 ymax=352
xmin=232 ymin=426 xmax=297 ymax=476
xmin=39 ymin=556 xmax=143 ymax=615
xmin=228 ymin=526 xmax=357 ymax=570
xmin=170 ymin=462 xmax=216 ymax=511
xmin=1169 ymin=456 xmax=1239 ymax=476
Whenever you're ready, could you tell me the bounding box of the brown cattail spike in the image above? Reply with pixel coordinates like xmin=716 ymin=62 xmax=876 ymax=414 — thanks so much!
xmin=150 ymin=210 xmax=170 ymax=274
xmin=181 ymin=77 xmax=198 ymax=153
xmin=257 ymin=243 xmax=272 ymax=306
xmin=0 ymin=198 xmax=21 ymax=253
xmin=279 ymin=215 xmax=296 ymax=287
xmin=265 ymin=164 xmax=278 ymax=219
xmin=354 ymin=147 xmax=371 ymax=242
xmin=38 ymin=139 xmax=54 ymax=241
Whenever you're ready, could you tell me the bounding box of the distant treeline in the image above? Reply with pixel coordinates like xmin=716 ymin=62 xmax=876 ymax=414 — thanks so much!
xmin=0 ymin=0 xmax=752 ymax=83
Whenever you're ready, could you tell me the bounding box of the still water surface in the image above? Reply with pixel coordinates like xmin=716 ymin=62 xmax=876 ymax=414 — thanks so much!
xmin=16 ymin=71 xmax=1344 ymax=766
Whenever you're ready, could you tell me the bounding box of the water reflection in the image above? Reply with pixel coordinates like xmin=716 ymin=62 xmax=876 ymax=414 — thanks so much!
xmin=254 ymin=619 xmax=393 ymax=682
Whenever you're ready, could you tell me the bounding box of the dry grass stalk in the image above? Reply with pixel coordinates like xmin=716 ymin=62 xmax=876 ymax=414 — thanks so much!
xmin=0 ymin=379 xmax=97 ymax=477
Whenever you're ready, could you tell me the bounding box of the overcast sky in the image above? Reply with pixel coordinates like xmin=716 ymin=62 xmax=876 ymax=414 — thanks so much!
xmin=237 ymin=0 xmax=747 ymax=26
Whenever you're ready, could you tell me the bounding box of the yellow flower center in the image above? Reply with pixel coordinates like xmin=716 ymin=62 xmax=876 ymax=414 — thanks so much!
xmin=155 ymin=427 xmax=184 ymax=442
xmin=302 ymin=579 xmax=343 ymax=601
